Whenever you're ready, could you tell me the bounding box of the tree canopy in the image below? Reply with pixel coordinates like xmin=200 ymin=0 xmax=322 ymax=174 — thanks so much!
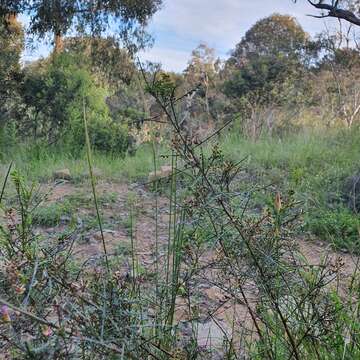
xmin=224 ymin=14 xmax=312 ymax=107
xmin=0 ymin=12 xmax=24 ymax=124
xmin=0 ymin=0 xmax=162 ymax=51
xmin=229 ymin=14 xmax=310 ymax=65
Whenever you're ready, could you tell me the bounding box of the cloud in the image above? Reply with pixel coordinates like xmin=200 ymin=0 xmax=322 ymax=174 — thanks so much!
xmin=20 ymin=0 xmax=345 ymax=72
xmin=146 ymin=0 xmax=340 ymax=71
xmin=138 ymin=47 xmax=192 ymax=72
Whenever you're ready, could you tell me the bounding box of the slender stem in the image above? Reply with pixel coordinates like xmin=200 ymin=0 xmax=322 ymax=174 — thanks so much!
xmin=130 ymin=204 xmax=137 ymax=294
xmin=0 ymin=160 xmax=13 ymax=204
xmin=83 ymin=96 xmax=109 ymax=272
xmin=152 ymin=140 xmax=160 ymax=337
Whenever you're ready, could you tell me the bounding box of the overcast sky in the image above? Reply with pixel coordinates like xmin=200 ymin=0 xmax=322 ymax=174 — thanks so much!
xmin=23 ymin=0 xmax=342 ymax=72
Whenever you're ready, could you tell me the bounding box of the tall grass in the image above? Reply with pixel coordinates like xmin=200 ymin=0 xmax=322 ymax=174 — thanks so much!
xmin=221 ymin=128 xmax=360 ymax=177
xmin=0 ymin=142 xmax=162 ymax=183
xmin=219 ymin=128 xmax=360 ymax=251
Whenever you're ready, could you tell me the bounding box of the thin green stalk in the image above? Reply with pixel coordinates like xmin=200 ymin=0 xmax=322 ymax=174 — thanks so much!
xmin=165 ymin=152 xmax=175 ymax=293
xmin=171 ymin=152 xmax=178 ymax=277
xmin=0 ymin=160 xmax=13 ymax=204
xmin=101 ymin=279 xmax=106 ymax=341
xmin=130 ymin=204 xmax=137 ymax=294
xmin=83 ymin=96 xmax=109 ymax=272
xmin=83 ymin=97 xmax=110 ymax=345
xmin=162 ymin=150 xmax=177 ymax=344
xmin=152 ymin=140 xmax=160 ymax=338
xmin=168 ymin=208 xmax=186 ymax=328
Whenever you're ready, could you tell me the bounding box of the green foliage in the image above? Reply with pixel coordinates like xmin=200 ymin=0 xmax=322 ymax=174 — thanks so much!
xmin=251 ymin=286 xmax=360 ymax=359
xmin=219 ymin=128 xmax=360 ymax=250
xmin=0 ymin=15 xmax=23 ymax=94
xmin=223 ymin=55 xmax=300 ymax=102
xmin=33 ymin=201 xmax=73 ymax=227
xmin=146 ymin=72 xmax=177 ymax=103
xmin=64 ymin=36 xmax=136 ymax=87
xmin=221 ymin=13 xmax=322 ymax=137
xmin=68 ymin=103 xmax=130 ymax=156
xmin=21 ymin=54 xmax=88 ymax=142
xmin=0 ymin=0 xmax=162 ymax=51
xmin=0 ymin=14 xmax=24 ymax=130
xmin=0 ymin=121 xmax=17 ymax=154
xmin=107 ymin=84 xmax=147 ymax=132
xmin=231 ymin=13 xmax=310 ymax=61
xmin=0 ymin=170 xmax=150 ymax=358
xmin=307 ymin=207 xmax=360 ymax=251
xmin=21 ymin=53 xmax=131 ymax=155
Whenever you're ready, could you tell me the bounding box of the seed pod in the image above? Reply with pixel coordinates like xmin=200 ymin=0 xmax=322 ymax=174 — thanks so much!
xmin=1 ymin=305 xmax=11 ymax=323
xmin=275 ymin=192 xmax=282 ymax=212
xmin=41 ymin=325 xmax=53 ymax=337
xmin=14 ymin=285 xmax=25 ymax=295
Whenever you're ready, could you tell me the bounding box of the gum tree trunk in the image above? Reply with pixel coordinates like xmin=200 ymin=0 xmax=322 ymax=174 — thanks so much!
xmin=54 ymin=31 xmax=64 ymax=54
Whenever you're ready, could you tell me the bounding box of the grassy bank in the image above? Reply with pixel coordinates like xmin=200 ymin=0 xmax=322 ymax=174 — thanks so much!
xmin=221 ymin=128 xmax=360 ymax=251
xmin=2 ymin=127 xmax=360 ymax=251
xmin=0 ymin=143 xmax=166 ymax=183
xmin=1 ymin=127 xmax=359 ymax=358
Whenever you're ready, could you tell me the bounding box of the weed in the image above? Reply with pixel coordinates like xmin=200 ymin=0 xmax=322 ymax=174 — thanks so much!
xmin=33 ymin=200 xmax=73 ymax=227
xmin=307 ymin=206 xmax=360 ymax=251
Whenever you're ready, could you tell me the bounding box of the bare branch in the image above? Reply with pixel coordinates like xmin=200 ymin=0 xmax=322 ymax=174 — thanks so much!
xmin=296 ymin=0 xmax=360 ymax=26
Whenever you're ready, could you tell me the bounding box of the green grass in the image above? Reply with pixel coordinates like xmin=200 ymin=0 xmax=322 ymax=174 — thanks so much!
xmin=219 ymin=128 xmax=360 ymax=251
xmin=2 ymin=128 xmax=360 ymax=251
xmin=0 ymin=143 xmax=165 ymax=183
xmin=33 ymin=201 xmax=74 ymax=227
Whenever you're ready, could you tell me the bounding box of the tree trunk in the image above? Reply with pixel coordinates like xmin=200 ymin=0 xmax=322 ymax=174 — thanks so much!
xmin=204 ymin=73 xmax=210 ymax=115
xmin=5 ymin=12 xmax=17 ymax=24
xmin=4 ymin=11 xmax=18 ymax=31
xmin=54 ymin=31 xmax=64 ymax=54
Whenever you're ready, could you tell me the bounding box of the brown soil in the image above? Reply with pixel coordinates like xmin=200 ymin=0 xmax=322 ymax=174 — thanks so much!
xmin=41 ymin=180 xmax=359 ymax=353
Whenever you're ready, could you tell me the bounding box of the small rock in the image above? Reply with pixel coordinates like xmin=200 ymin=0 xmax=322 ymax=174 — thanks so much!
xmin=148 ymin=171 xmax=156 ymax=182
xmin=160 ymin=165 xmax=172 ymax=177
xmin=196 ymin=319 xmax=230 ymax=347
xmin=60 ymin=215 xmax=71 ymax=224
xmin=93 ymin=230 xmax=116 ymax=242
xmin=82 ymin=167 xmax=102 ymax=179
xmin=53 ymin=169 xmax=71 ymax=181
xmin=148 ymin=165 xmax=173 ymax=182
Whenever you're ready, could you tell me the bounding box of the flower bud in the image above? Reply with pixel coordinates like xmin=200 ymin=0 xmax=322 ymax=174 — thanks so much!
xmin=1 ymin=305 xmax=11 ymax=323
xmin=275 ymin=192 xmax=282 ymax=212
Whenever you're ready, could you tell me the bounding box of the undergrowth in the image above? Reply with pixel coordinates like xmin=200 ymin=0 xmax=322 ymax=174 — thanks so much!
xmin=3 ymin=127 xmax=360 ymax=250
xmin=0 ymin=77 xmax=359 ymax=358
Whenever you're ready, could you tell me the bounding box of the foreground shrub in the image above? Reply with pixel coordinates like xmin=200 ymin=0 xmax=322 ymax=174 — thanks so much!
xmin=0 ymin=70 xmax=359 ymax=360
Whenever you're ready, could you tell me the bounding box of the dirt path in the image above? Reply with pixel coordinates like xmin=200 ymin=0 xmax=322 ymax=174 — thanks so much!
xmin=42 ymin=180 xmax=359 ymax=354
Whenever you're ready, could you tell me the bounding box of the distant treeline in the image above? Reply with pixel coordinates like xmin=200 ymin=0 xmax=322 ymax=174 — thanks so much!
xmin=1 ymin=12 xmax=360 ymax=156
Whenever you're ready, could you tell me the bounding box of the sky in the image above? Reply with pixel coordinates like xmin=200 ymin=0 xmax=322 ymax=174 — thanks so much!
xmin=22 ymin=0 xmax=342 ymax=72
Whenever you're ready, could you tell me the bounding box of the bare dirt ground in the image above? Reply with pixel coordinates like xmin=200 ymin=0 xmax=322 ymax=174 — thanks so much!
xmin=40 ymin=179 xmax=359 ymax=354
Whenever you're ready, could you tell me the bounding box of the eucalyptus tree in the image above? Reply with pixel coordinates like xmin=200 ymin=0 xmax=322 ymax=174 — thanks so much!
xmin=184 ymin=43 xmax=220 ymax=116
xmin=225 ymin=14 xmax=312 ymax=99
xmin=223 ymin=14 xmax=316 ymax=138
xmin=0 ymin=9 xmax=24 ymax=128
xmin=0 ymin=0 xmax=162 ymax=52
xmin=230 ymin=14 xmax=311 ymax=65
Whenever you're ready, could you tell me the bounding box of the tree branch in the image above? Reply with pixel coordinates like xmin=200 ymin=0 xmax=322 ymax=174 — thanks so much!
xmin=303 ymin=0 xmax=360 ymax=26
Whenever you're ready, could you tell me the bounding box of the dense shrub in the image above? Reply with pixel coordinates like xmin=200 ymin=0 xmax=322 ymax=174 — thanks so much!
xmin=20 ymin=53 xmax=132 ymax=156
xmin=307 ymin=207 xmax=360 ymax=251
xmin=0 ymin=14 xmax=24 ymax=141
